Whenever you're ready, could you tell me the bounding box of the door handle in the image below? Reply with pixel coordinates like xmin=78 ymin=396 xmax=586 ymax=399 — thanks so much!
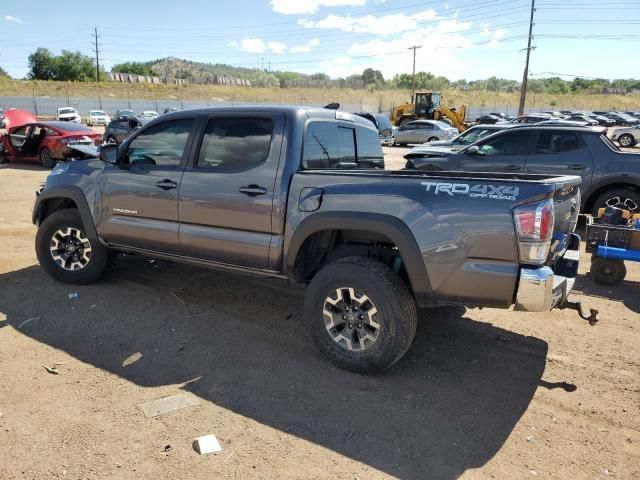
xmin=568 ymin=164 xmax=587 ymax=170
xmin=504 ymin=164 xmax=522 ymax=171
xmin=239 ymin=185 xmax=268 ymax=196
xmin=155 ymin=179 xmax=178 ymax=190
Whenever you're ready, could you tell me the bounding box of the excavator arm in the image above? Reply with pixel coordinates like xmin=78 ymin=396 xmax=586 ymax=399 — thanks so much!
xmin=434 ymin=106 xmax=468 ymax=132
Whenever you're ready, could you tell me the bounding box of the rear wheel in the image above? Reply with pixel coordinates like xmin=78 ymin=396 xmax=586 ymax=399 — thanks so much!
xmin=304 ymin=257 xmax=417 ymax=373
xmin=618 ymin=134 xmax=636 ymax=148
xmin=591 ymin=257 xmax=626 ymax=285
xmin=36 ymin=209 xmax=110 ymax=284
xmin=39 ymin=147 xmax=55 ymax=169
xmin=427 ymin=136 xmax=439 ymax=142
xmin=590 ymin=188 xmax=640 ymax=216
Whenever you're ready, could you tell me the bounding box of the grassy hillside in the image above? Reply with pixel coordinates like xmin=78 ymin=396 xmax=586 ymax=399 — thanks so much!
xmin=1 ymin=77 xmax=638 ymax=112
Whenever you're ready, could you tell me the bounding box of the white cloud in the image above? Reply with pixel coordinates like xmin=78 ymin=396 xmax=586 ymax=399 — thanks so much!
xmin=4 ymin=15 xmax=23 ymax=23
xmin=232 ymin=38 xmax=288 ymax=54
xmin=270 ymin=0 xmax=366 ymax=15
xmin=485 ymin=28 xmax=507 ymax=47
xmin=290 ymin=38 xmax=320 ymax=53
xmin=298 ymin=9 xmax=438 ymax=36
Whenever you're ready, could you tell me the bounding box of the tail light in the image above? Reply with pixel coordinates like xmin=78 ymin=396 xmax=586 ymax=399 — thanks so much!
xmin=514 ymin=199 xmax=555 ymax=265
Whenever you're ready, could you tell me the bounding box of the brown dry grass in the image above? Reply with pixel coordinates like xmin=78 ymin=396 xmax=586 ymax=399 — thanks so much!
xmin=1 ymin=77 xmax=639 ymax=111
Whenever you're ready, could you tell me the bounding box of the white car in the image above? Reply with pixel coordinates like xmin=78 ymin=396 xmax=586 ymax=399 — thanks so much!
xmin=611 ymin=125 xmax=639 ymax=148
xmin=141 ymin=111 xmax=159 ymax=119
xmin=393 ymin=120 xmax=459 ymax=146
xmin=86 ymin=110 xmax=110 ymax=126
xmin=56 ymin=107 xmax=81 ymax=123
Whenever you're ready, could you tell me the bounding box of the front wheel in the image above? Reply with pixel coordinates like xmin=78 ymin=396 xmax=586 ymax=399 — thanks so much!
xmin=304 ymin=257 xmax=417 ymax=373
xmin=427 ymin=136 xmax=439 ymax=142
xmin=35 ymin=209 xmax=110 ymax=284
xmin=39 ymin=147 xmax=55 ymax=169
xmin=618 ymin=134 xmax=636 ymax=148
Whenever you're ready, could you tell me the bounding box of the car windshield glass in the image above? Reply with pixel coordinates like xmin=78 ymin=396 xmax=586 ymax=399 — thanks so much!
xmin=90 ymin=111 xmax=105 ymax=115
xmin=374 ymin=115 xmax=392 ymax=129
xmin=59 ymin=108 xmax=75 ymax=114
xmin=457 ymin=128 xmax=493 ymax=145
xmin=435 ymin=121 xmax=452 ymax=129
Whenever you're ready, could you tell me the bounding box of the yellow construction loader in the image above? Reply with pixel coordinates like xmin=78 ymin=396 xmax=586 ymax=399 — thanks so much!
xmin=390 ymin=91 xmax=469 ymax=132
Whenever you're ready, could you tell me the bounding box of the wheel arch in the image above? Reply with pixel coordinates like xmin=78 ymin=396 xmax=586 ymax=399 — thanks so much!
xmin=582 ymin=178 xmax=640 ymax=213
xmin=286 ymin=212 xmax=433 ymax=305
xmin=33 ymin=186 xmax=99 ymax=240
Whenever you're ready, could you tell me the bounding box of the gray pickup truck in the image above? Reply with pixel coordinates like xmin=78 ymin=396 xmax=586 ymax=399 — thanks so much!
xmin=33 ymin=106 xmax=589 ymax=372
xmin=405 ymin=124 xmax=640 ymax=215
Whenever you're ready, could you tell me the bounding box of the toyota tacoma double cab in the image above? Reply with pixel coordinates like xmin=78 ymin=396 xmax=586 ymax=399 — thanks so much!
xmin=33 ymin=106 xmax=590 ymax=372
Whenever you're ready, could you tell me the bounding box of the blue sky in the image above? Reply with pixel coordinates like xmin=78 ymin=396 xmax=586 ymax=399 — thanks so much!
xmin=1 ymin=0 xmax=638 ymax=81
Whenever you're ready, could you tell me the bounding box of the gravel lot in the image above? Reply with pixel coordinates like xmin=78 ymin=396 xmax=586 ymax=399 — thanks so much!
xmin=0 ymin=143 xmax=639 ymax=479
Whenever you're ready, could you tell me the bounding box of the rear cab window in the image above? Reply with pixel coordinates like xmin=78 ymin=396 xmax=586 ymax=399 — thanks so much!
xmin=302 ymin=121 xmax=384 ymax=169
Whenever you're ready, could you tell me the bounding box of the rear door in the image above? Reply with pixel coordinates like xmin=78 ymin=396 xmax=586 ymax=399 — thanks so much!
xmin=525 ymin=130 xmax=594 ymax=191
xmin=457 ymin=129 xmax=534 ymax=173
xmin=177 ymin=113 xmax=284 ymax=269
xmin=98 ymin=117 xmax=195 ymax=252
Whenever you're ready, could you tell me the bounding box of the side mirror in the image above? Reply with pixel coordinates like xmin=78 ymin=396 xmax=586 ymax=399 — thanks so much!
xmin=98 ymin=143 xmax=118 ymax=164
xmin=466 ymin=145 xmax=480 ymax=155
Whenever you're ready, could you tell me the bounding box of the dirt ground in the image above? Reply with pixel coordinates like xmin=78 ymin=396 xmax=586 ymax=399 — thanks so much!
xmin=0 ymin=151 xmax=639 ymax=480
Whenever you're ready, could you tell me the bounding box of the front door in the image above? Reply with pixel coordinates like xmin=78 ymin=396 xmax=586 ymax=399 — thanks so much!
xmin=98 ymin=118 xmax=195 ymax=252
xmin=458 ymin=130 xmax=533 ymax=173
xmin=6 ymin=124 xmax=35 ymax=158
xmin=178 ymin=114 xmax=284 ymax=269
xmin=525 ymin=130 xmax=594 ymax=191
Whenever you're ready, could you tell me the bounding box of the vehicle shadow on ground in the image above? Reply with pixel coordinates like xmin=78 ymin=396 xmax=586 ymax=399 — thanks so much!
xmin=0 ymin=161 xmax=49 ymax=171
xmin=0 ymin=257 xmax=552 ymax=480
xmin=576 ymin=272 xmax=640 ymax=314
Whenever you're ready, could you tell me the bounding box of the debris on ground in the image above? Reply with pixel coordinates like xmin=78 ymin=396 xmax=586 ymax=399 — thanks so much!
xmin=17 ymin=316 xmax=40 ymax=330
xmin=42 ymin=365 xmax=59 ymax=375
xmin=140 ymin=392 xmax=200 ymax=418
xmin=122 ymin=352 xmax=143 ymax=367
xmin=526 ymin=435 xmax=534 ymax=442
xmin=68 ymin=293 xmax=78 ymax=300
xmin=163 ymin=445 xmax=172 ymax=453
xmin=193 ymin=434 xmax=222 ymax=455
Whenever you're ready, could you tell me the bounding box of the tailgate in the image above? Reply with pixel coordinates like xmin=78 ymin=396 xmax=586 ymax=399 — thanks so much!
xmin=549 ymin=178 xmax=581 ymax=259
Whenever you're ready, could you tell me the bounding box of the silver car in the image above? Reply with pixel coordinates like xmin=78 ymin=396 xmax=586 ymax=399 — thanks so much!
xmin=394 ymin=120 xmax=458 ymax=146
xmin=611 ymin=125 xmax=639 ymax=147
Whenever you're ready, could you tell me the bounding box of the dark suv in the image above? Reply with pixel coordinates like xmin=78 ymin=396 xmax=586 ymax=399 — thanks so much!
xmin=103 ymin=116 xmax=148 ymax=144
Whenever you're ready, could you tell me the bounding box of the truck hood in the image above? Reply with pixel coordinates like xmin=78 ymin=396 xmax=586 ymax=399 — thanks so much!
xmin=66 ymin=144 xmax=100 ymax=158
xmin=3 ymin=109 xmax=37 ymax=129
xmin=404 ymin=145 xmax=459 ymax=159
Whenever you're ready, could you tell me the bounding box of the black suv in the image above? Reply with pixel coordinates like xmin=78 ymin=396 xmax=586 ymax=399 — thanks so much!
xmin=103 ymin=116 xmax=148 ymax=144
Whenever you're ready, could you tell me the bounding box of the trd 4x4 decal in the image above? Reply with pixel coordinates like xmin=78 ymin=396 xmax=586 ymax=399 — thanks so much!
xmin=421 ymin=182 xmax=519 ymax=200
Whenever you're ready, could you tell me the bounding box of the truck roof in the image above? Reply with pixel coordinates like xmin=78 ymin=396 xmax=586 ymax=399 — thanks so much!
xmin=159 ymin=104 xmax=378 ymax=130
xmin=509 ymin=124 xmax=606 ymax=134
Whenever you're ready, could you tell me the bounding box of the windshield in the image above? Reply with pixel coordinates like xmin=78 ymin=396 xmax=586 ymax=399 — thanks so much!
xmin=455 ymin=127 xmax=498 ymax=145
xmin=90 ymin=111 xmax=106 ymax=116
xmin=59 ymin=108 xmax=75 ymax=114
xmin=374 ymin=114 xmax=392 ymax=129
xmin=435 ymin=121 xmax=452 ymax=129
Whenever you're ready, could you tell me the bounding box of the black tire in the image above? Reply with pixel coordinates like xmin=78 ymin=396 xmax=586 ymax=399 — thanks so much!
xmin=303 ymin=256 xmax=417 ymax=373
xmin=618 ymin=134 xmax=636 ymax=148
xmin=35 ymin=209 xmax=110 ymax=284
xmin=39 ymin=147 xmax=55 ymax=169
xmin=591 ymin=257 xmax=626 ymax=285
xmin=590 ymin=187 xmax=640 ymax=216
xmin=427 ymin=136 xmax=439 ymax=142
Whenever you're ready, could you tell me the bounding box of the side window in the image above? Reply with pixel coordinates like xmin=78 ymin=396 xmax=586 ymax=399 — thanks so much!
xmin=478 ymin=131 xmax=532 ymax=156
xmin=197 ymin=117 xmax=274 ymax=169
xmin=125 ymin=118 xmax=193 ymax=167
xmin=534 ymin=132 xmax=581 ymax=154
xmin=337 ymin=126 xmax=356 ymax=163
xmin=356 ymin=126 xmax=384 ymax=168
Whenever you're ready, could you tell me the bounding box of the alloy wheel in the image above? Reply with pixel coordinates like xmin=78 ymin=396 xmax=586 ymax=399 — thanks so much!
xmin=323 ymin=287 xmax=381 ymax=351
xmin=49 ymin=227 xmax=92 ymax=271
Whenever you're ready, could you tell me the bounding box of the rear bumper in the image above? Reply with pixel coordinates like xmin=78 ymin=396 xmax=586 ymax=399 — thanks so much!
xmin=515 ymin=234 xmax=580 ymax=312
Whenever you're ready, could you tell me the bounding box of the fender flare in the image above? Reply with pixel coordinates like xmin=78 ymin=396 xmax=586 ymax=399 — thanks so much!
xmin=32 ymin=186 xmax=99 ymax=240
xmin=285 ymin=211 xmax=433 ymax=302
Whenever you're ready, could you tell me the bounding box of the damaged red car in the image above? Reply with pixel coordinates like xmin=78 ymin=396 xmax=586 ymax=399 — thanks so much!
xmin=0 ymin=109 xmax=101 ymax=168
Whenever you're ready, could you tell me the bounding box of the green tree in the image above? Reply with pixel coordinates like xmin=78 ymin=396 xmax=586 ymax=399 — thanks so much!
xmin=27 ymin=48 xmax=56 ymax=80
xmin=362 ymin=68 xmax=384 ymax=88
xmin=54 ymin=50 xmax=97 ymax=81
xmin=0 ymin=66 xmax=8 ymax=77
xmin=111 ymin=61 xmax=155 ymax=76
xmin=310 ymin=72 xmax=330 ymax=81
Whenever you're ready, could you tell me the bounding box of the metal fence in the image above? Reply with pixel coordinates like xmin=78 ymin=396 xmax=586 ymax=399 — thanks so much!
xmin=0 ymin=94 xmax=582 ymax=122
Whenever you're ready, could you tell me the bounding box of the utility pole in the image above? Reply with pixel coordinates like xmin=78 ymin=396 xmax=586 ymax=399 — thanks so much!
xmin=91 ymin=27 xmax=101 ymax=82
xmin=518 ymin=0 xmax=535 ymax=115
xmin=408 ymin=45 xmax=422 ymax=102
